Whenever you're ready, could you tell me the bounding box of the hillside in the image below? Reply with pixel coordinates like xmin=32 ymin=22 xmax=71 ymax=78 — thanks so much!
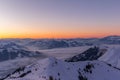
xmin=3 ymin=57 xmax=120 ymax=80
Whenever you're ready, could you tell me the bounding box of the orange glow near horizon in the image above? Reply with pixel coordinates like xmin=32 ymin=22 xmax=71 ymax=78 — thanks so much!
xmin=0 ymin=22 xmax=120 ymax=39
xmin=0 ymin=31 xmax=119 ymax=39
xmin=0 ymin=24 xmax=120 ymax=39
xmin=0 ymin=0 xmax=120 ymax=39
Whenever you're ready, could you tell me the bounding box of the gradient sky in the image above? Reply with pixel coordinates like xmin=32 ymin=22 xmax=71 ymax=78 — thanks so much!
xmin=0 ymin=0 xmax=120 ymax=38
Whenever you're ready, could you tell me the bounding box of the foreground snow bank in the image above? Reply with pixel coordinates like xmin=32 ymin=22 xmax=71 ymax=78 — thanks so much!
xmin=4 ymin=57 xmax=120 ymax=80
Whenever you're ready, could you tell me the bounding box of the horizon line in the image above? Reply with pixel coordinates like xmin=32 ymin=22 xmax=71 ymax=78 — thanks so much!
xmin=0 ymin=35 xmax=120 ymax=40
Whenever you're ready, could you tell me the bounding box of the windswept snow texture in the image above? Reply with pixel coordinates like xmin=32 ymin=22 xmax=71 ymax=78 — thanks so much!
xmin=99 ymin=46 xmax=120 ymax=68
xmin=4 ymin=57 xmax=120 ymax=80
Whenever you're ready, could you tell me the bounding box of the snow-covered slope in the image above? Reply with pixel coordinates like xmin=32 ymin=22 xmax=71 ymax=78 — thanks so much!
xmin=99 ymin=45 xmax=120 ymax=68
xmin=65 ymin=46 xmax=107 ymax=62
xmin=0 ymin=58 xmax=38 ymax=79
xmin=64 ymin=45 xmax=120 ymax=69
xmin=4 ymin=57 xmax=120 ymax=80
xmin=1 ymin=36 xmax=120 ymax=80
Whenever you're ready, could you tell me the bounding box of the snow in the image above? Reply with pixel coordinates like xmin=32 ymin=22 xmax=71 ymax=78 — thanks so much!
xmin=1 ymin=37 xmax=120 ymax=80
xmin=0 ymin=58 xmax=38 ymax=79
xmin=5 ymin=57 xmax=120 ymax=80
xmin=99 ymin=45 xmax=120 ymax=68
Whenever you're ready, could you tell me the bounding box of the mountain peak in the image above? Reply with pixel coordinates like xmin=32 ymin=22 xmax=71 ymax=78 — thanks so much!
xmin=103 ymin=35 xmax=120 ymax=39
xmin=3 ymin=57 xmax=120 ymax=80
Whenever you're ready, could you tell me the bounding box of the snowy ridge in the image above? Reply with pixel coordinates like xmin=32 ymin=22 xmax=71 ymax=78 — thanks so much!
xmin=65 ymin=46 xmax=107 ymax=62
xmin=4 ymin=57 xmax=120 ymax=80
xmin=99 ymin=46 xmax=120 ymax=68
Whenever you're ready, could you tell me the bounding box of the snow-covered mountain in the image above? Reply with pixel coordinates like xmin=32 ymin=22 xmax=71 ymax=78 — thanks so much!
xmin=0 ymin=58 xmax=37 ymax=79
xmin=0 ymin=46 xmax=90 ymax=79
xmin=99 ymin=36 xmax=120 ymax=44
xmin=99 ymin=45 xmax=120 ymax=68
xmin=0 ymin=48 xmax=46 ymax=62
xmin=0 ymin=35 xmax=120 ymax=50
xmin=0 ymin=41 xmax=47 ymax=62
xmin=65 ymin=45 xmax=120 ymax=70
xmin=0 ymin=36 xmax=120 ymax=80
xmin=3 ymin=57 xmax=120 ymax=80
xmin=65 ymin=46 xmax=107 ymax=62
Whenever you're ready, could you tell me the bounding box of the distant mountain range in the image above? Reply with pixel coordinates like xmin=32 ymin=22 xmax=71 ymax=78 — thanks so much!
xmin=0 ymin=35 xmax=120 ymax=50
xmin=0 ymin=41 xmax=46 ymax=62
xmin=0 ymin=35 xmax=120 ymax=62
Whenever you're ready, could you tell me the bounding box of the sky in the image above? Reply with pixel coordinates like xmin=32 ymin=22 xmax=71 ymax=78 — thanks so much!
xmin=0 ymin=0 xmax=120 ymax=38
